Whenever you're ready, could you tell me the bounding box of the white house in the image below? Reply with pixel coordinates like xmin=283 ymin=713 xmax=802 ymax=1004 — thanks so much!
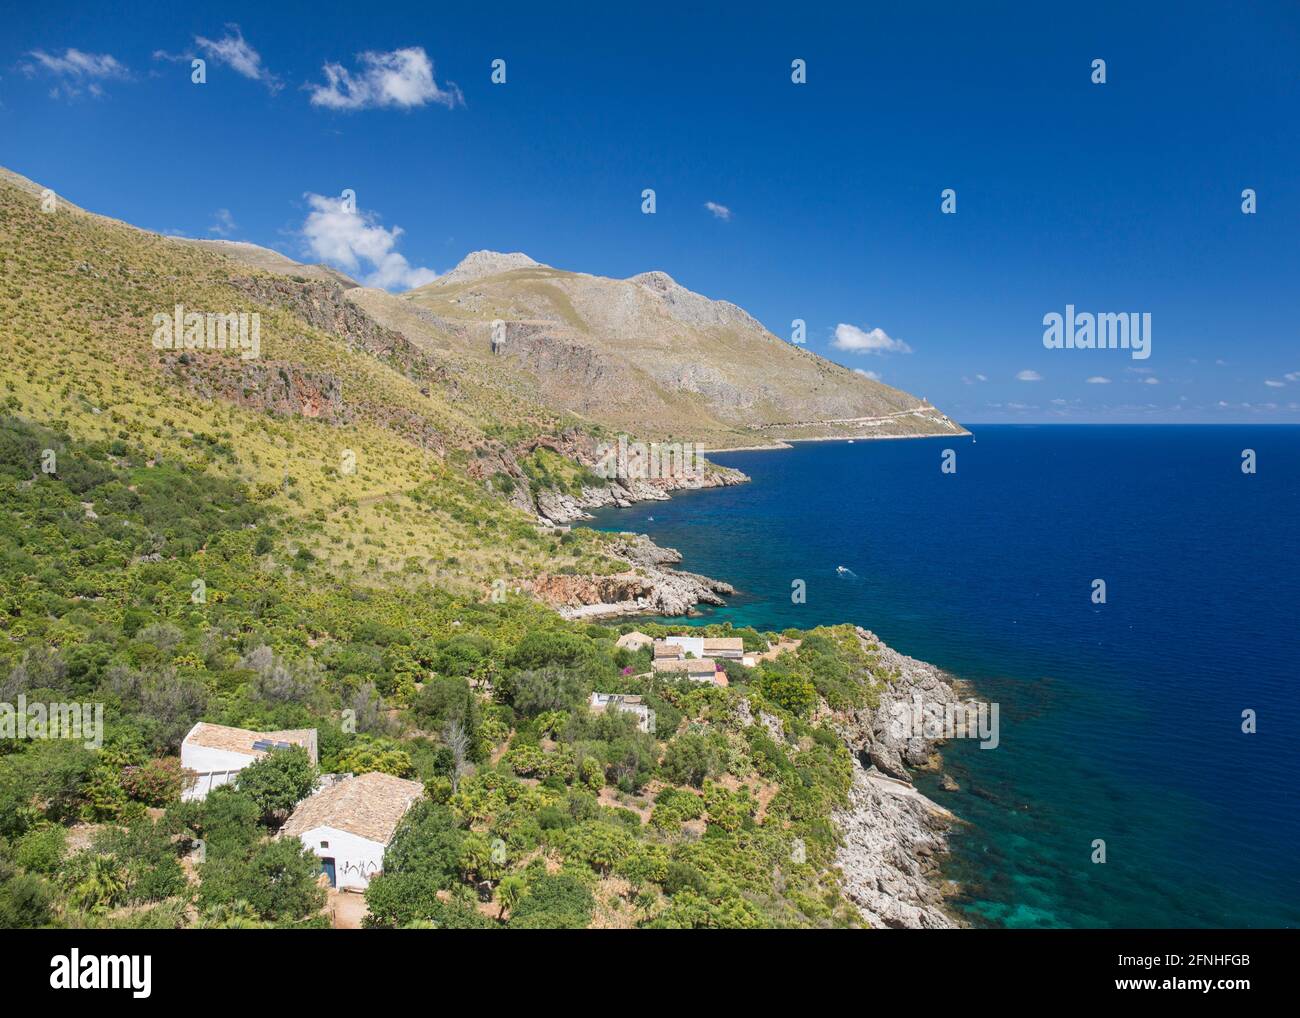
xmin=651 ymin=657 xmax=726 ymax=685
xmin=660 ymin=635 xmax=748 ymax=661
xmin=660 ymin=635 xmax=705 ymax=659
xmin=589 ymin=692 xmax=654 ymax=733
xmin=702 ymin=637 xmax=746 ymax=661
xmin=180 ymin=722 xmax=318 ymax=801
xmin=615 ymin=631 xmax=654 ymax=652
xmin=279 ymin=771 xmax=425 ymax=891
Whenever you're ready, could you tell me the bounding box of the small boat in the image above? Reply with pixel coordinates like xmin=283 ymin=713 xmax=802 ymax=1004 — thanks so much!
xmin=836 ymin=565 xmax=850 ymax=575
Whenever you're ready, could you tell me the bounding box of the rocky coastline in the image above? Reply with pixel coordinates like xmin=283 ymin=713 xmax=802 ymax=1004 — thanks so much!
xmin=539 ymin=458 xmax=972 ymax=928
xmin=530 ymin=465 xmax=748 ymax=528
xmin=503 ymin=436 xmax=748 ymax=619
xmin=530 ymin=533 xmax=736 ymax=620
xmin=826 ymin=628 xmax=971 ymax=929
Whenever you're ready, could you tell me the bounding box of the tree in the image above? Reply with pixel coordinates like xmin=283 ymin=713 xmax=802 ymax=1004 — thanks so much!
xmin=661 ymin=732 xmax=723 ymax=788
xmin=168 ymin=783 xmax=260 ymax=857
xmin=756 ymin=657 xmax=818 ymax=717
xmin=70 ymin=855 xmax=127 ymax=913
xmin=333 ymin=738 xmax=414 ymax=778
xmin=457 ymin=832 xmax=493 ymax=884
xmin=0 ymin=871 xmax=55 ymax=928
xmin=121 ymin=757 xmax=187 ymax=806
xmin=444 ymin=720 xmax=471 ymax=794
xmin=496 ymin=874 xmax=526 ymax=920
xmin=93 ymin=817 xmax=187 ymax=905
xmin=345 ymin=681 xmax=392 ymax=736
xmin=235 ymin=746 xmax=318 ymax=827
xmin=501 ymin=666 xmax=588 ymax=716
xmin=415 ymin=675 xmax=482 ymax=756
xmin=197 ymin=838 xmax=324 ymax=922
xmin=363 ymin=874 xmax=495 ymax=929
xmin=381 ymin=801 xmax=464 ymax=885
xmin=508 ymin=872 xmax=594 ymax=929
xmin=13 ymin=826 xmax=66 ymax=875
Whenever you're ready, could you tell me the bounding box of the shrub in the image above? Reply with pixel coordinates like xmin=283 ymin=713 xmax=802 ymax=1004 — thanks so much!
xmin=235 ymin=746 xmax=318 ymax=827
xmin=508 ymin=872 xmax=593 ymax=929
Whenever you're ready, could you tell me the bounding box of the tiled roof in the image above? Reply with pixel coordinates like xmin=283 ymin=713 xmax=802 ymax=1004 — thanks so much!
xmin=653 ymin=657 xmax=717 ymax=674
xmin=653 ymin=642 xmax=684 ymax=658
xmin=616 ymin=631 xmax=653 ymax=648
xmin=183 ymin=722 xmax=318 ymax=765
xmin=703 ymin=638 xmax=745 ymax=652
xmin=280 ymin=771 xmax=425 ymax=846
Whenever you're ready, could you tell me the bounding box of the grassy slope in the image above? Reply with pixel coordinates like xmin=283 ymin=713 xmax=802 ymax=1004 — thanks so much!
xmin=0 ymin=172 xmax=618 ymax=594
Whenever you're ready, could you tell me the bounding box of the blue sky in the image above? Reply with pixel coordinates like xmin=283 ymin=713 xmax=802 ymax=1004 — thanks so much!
xmin=2 ymin=1 xmax=1297 ymax=423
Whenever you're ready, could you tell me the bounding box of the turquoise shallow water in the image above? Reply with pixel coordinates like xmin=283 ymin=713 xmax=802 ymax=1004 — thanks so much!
xmin=588 ymin=425 xmax=1300 ymax=928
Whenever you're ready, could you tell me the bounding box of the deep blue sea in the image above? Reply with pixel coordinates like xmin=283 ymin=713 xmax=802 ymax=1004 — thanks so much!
xmin=588 ymin=425 xmax=1300 ymax=928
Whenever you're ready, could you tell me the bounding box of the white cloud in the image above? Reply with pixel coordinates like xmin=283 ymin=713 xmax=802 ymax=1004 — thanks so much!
xmin=1016 ymin=369 xmax=1042 ymax=382
xmin=193 ymin=25 xmax=279 ymax=91
xmin=23 ymin=48 xmax=129 ymax=98
xmin=854 ymin=369 xmax=881 ymax=380
xmin=703 ymin=201 xmax=732 ymax=221
xmin=832 ymin=323 xmax=912 ymax=355
xmin=1143 ymin=376 xmax=1160 ymax=385
xmin=301 ymin=193 xmax=439 ymax=291
xmin=1265 ymin=379 xmax=1285 ymax=388
xmin=1086 ymin=376 xmax=1111 ymax=384
xmin=1285 ymin=372 xmax=1300 ymax=382
xmin=308 ymin=47 xmax=461 ymax=111
xmin=209 ymin=209 xmax=237 ymax=237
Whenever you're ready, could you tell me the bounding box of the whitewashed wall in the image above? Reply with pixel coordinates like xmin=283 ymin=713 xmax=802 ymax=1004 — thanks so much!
xmin=295 ymin=825 xmax=385 ymax=891
xmin=179 ymin=744 xmax=256 ymax=801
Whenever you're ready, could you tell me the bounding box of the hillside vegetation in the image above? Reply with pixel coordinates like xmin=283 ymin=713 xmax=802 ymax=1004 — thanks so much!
xmin=0 ymin=168 xmax=909 ymax=929
xmin=0 ymin=170 xmax=626 ymax=594
xmin=0 ymin=418 xmax=896 ymax=928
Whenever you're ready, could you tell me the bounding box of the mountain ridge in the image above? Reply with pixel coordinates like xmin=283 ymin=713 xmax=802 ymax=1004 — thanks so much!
xmin=396 ymin=248 xmax=964 ymax=448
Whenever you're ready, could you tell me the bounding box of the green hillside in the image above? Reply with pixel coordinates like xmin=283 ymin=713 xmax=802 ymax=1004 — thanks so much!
xmin=0 ymin=170 xmax=621 ymax=594
xmin=0 ymin=170 xmax=904 ymax=930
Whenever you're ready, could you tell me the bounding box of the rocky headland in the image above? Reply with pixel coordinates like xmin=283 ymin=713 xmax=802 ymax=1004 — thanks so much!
xmin=825 ymin=628 xmax=972 ymax=929
xmin=529 ymin=533 xmax=736 ymax=620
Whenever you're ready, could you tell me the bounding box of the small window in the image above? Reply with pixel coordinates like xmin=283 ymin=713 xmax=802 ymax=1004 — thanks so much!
xmin=320 ymin=841 xmax=329 ymax=849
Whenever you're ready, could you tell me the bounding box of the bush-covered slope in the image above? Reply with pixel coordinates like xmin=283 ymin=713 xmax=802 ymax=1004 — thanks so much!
xmin=0 ymin=418 xmax=896 ymax=928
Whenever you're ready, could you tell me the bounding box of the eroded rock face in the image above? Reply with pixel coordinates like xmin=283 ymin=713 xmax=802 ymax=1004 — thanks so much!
xmin=529 ymin=571 xmax=652 ymax=607
xmin=527 ymin=549 xmax=735 ymax=621
xmin=834 ymin=761 xmax=960 ymax=929
xmin=834 ymin=627 xmax=968 ymax=786
xmin=828 ymin=628 xmax=975 ymax=929
xmin=461 ymin=427 xmax=749 ymax=529
xmin=160 ymin=354 xmax=348 ymax=423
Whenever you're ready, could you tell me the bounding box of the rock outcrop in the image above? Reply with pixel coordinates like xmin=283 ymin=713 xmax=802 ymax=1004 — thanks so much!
xmin=528 ymin=533 xmax=735 ymax=620
xmin=460 ymin=427 xmax=750 ymax=528
xmin=828 ymin=628 xmax=978 ymax=929
xmin=834 ymin=761 xmax=959 ymax=929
